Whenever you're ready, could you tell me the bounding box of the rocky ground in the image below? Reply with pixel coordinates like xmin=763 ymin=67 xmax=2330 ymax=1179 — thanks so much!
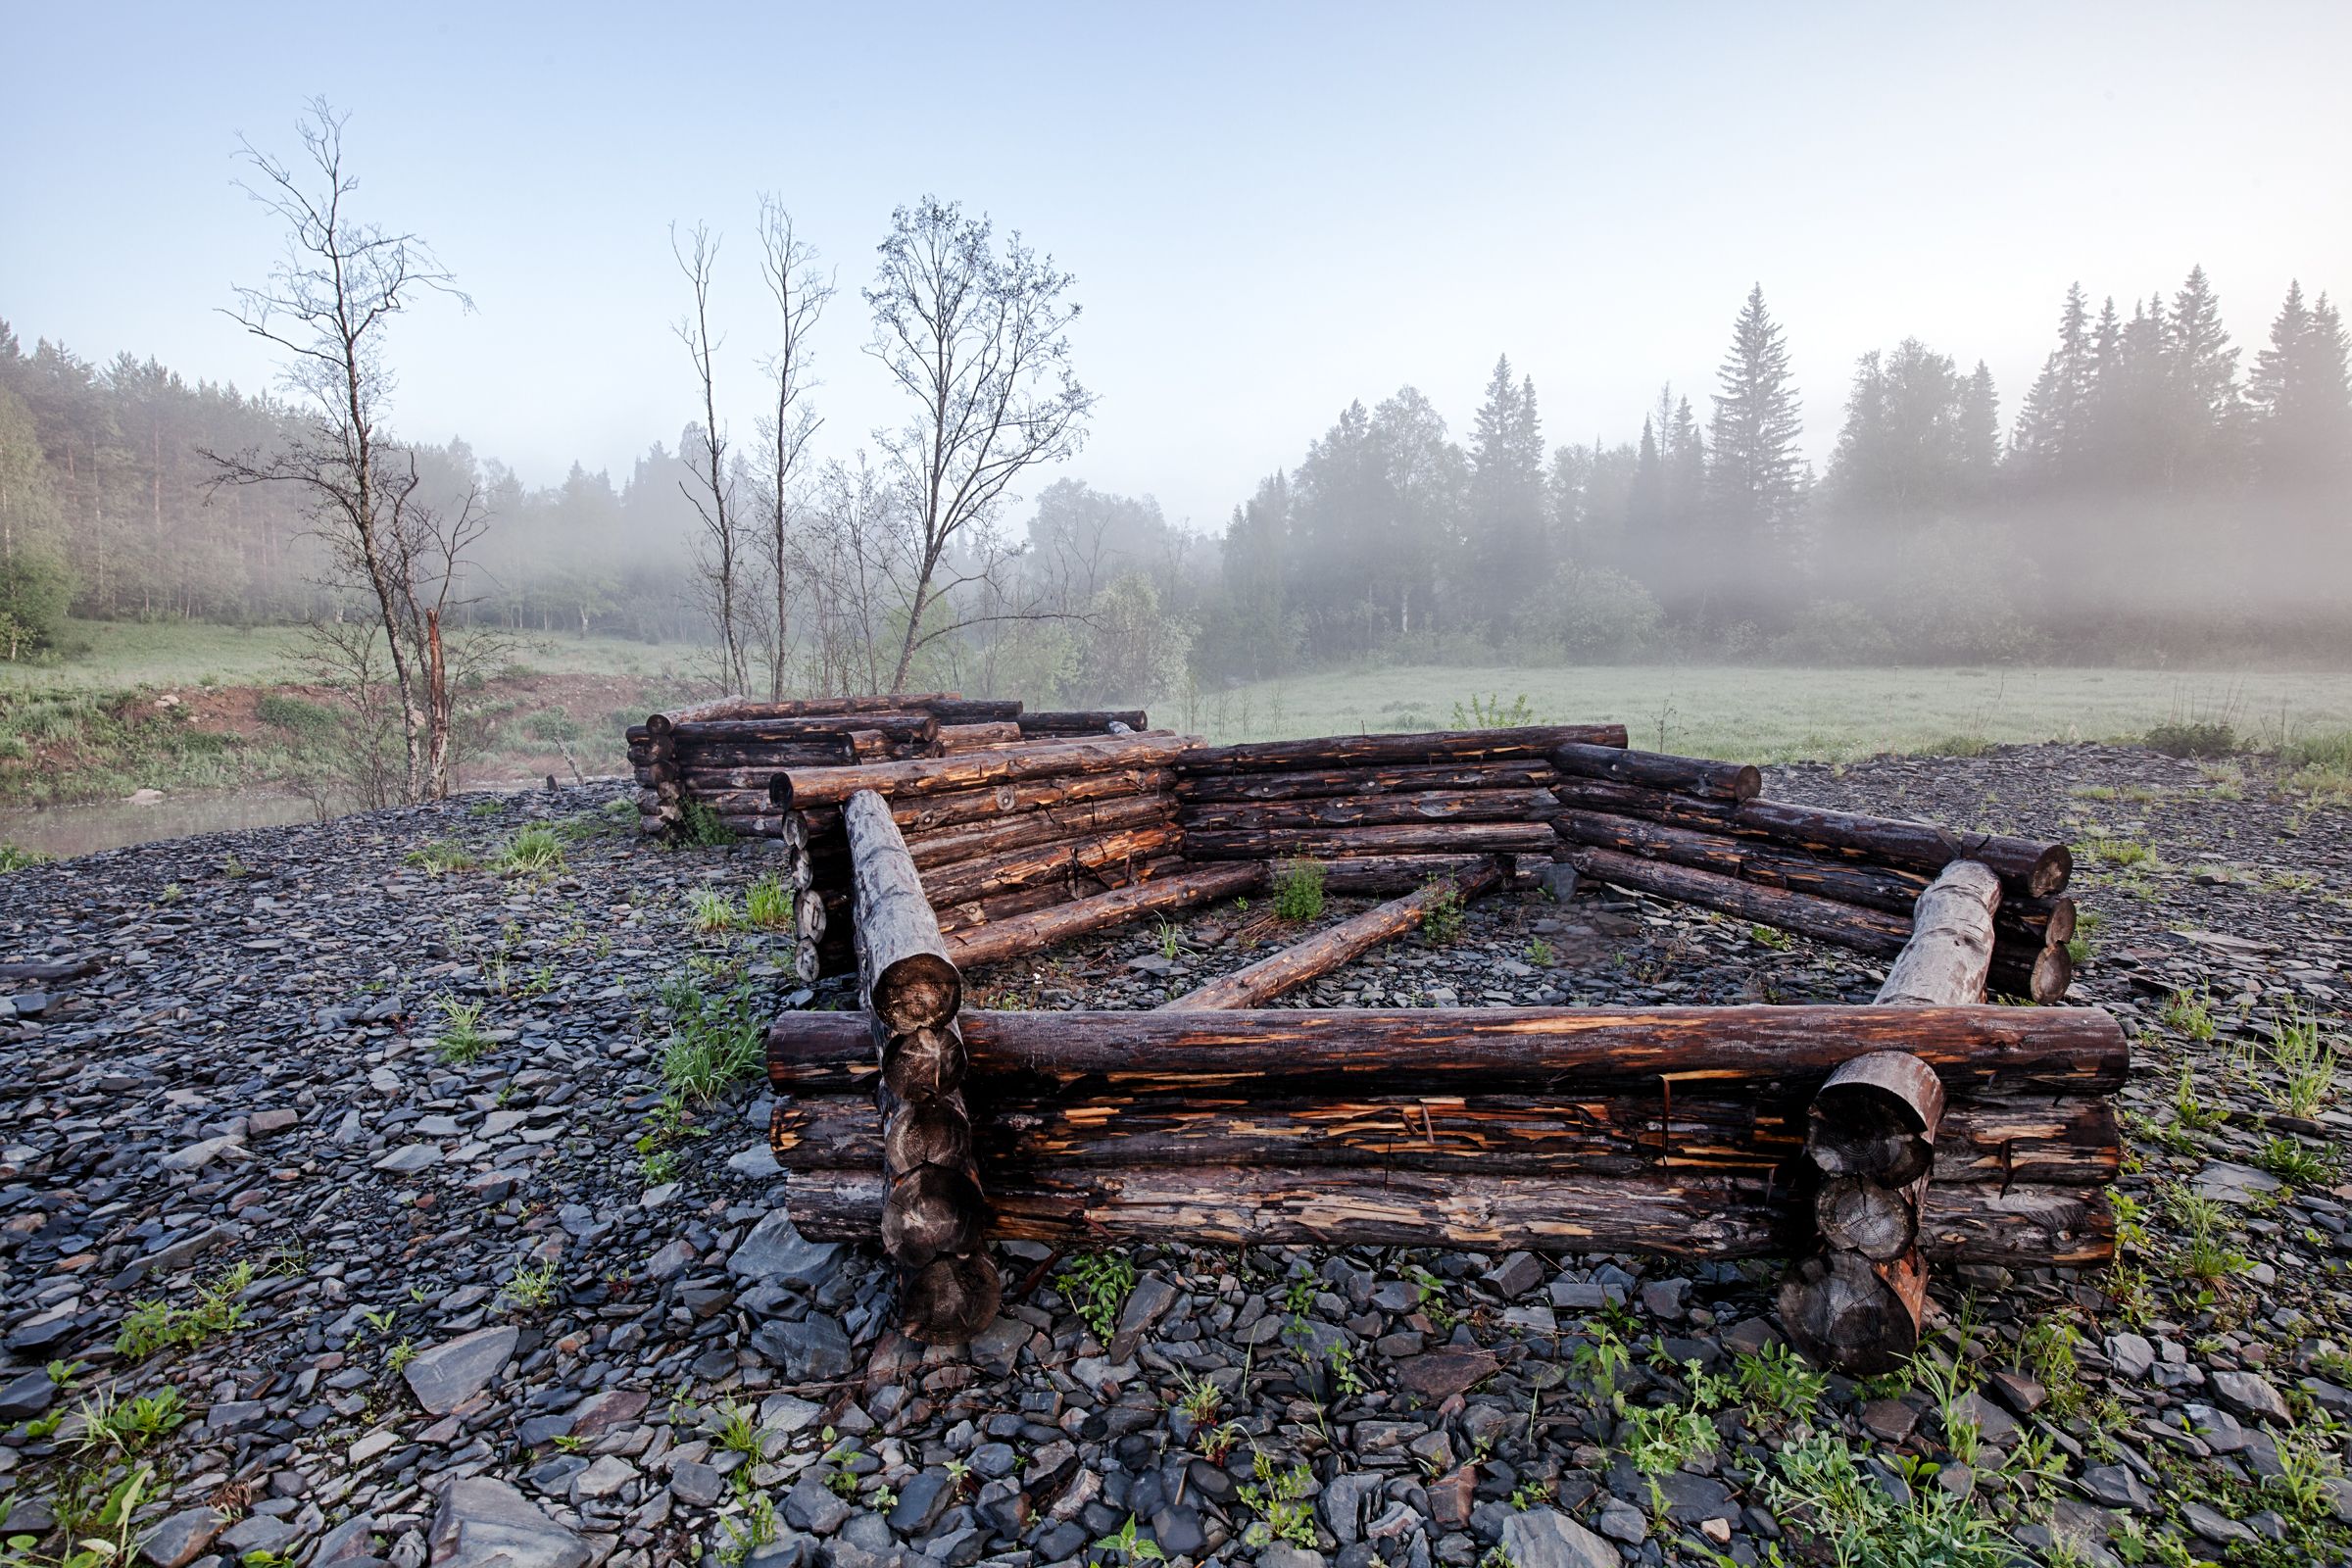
xmin=1 ymin=742 xmax=2348 ymax=1568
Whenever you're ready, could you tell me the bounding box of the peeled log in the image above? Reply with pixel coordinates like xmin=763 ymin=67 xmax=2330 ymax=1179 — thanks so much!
xmin=795 ymin=767 xmax=1176 ymax=830
xmin=776 ymin=733 xmax=1190 ymax=809
xmin=934 ymin=857 xmax=1184 ymax=936
xmin=1549 ymin=742 xmax=1760 ymax=803
xmin=1177 ymin=725 xmax=1628 ymax=775
xmin=768 ymin=1004 xmax=2131 ymax=1100
xmin=1312 ymin=855 xmax=1508 ymax=894
xmin=1877 ymin=861 xmax=2000 ymax=1007
xmin=1162 ymin=860 xmax=1507 ymax=1010
xmin=937 ymin=721 xmax=1025 ymax=753
xmin=918 ymin=822 xmax=1181 ymax=908
xmin=946 ymin=862 xmax=1269 ymax=970
xmin=1777 ymin=1250 xmax=1926 ymax=1375
xmin=845 ymin=790 xmax=961 ymax=1032
xmin=907 ymin=794 xmax=1173 ymax=872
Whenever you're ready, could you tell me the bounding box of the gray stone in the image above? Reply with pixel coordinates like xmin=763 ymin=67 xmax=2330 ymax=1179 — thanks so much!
xmin=783 ymin=1479 xmax=853 ymax=1535
xmin=160 ymin=1134 xmax=242 ymax=1172
xmin=1321 ymin=1473 xmax=1384 ymax=1546
xmin=1483 ymin=1252 xmax=1544 ymax=1300
xmin=2182 ymin=1402 xmax=2249 ymax=1453
xmin=1954 ymin=1391 xmax=2018 ymax=1448
xmin=1594 ymin=1499 xmax=1646 ymax=1544
xmin=2210 ymin=1369 xmax=2290 ymax=1424
xmin=2101 ymin=1332 xmax=2155 ymax=1380
xmin=372 ymin=1143 xmax=441 ymax=1173
xmin=2081 ymin=1465 xmax=2155 ymax=1513
xmin=890 ymin=1470 xmax=956 ymax=1535
xmin=1639 ymin=1278 xmax=1689 ymax=1321
xmin=752 ymin=1313 xmax=852 ymax=1379
xmin=428 ymin=1477 xmax=591 ymax=1568
xmin=138 ymin=1506 xmax=225 ymax=1568
xmin=572 ymin=1454 xmax=636 ymax=1499
xmin=730 ymin=1210 xmax=844 ymax=1289
xmin=2194 ymin=1160 xmax=2281 ymax=1205
xmin=1497 ymin=1507 xmax=1616 ymax=1568
xmin=218 ymin=1515 xmax=300 ymax=1557
xmin=2181 ymin=1502 xmax=2255 ymax=1546
xmin=1108 ymin=1273 xmax=1180 ymax=1361
xmin=0 ymin=1368 xmax=56 ymax=1422
xmin=313 ymin=1512 xmax=380 ymax=1567
xmin=670 ymin=1460 xmax=725 ymax=1509
xmin=403 ymin=1324 xmax=517 ymax=1416
xmin=1259 ymin=1548 xmax=1328 ymax=1568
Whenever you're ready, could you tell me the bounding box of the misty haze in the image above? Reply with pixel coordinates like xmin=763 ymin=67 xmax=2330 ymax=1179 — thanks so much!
xmin=3 ymin=9 xmax=2352 ymax=1568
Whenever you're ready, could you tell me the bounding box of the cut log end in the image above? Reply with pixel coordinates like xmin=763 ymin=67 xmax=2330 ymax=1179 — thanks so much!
xmin=1815 ymin=1176 xmax=1924 ymax=1261
xmin=873 ymin=954 xmax=963 ymax=1036
xmin=900 ymin=1253 xmax=1003 ymax=1345
xmin=1776 ymin=1247 xmax=1926 ymax=1374
xmin=884 ymin=1099 xmax=975 ymax=1173
xmin=883 ymin=1024 xmax=967 ymax=1102
xmin=880 ymin=1163 xmax=986 ymax=1266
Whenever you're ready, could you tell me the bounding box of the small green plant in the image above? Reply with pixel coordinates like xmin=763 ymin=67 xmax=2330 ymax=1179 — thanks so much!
xmin=1057 ymin=1251 xmax=1138 ymax=1341
xmin=494 ymin=824 xmax=566 ymax=875
xmin=552 ymin=1433 xmax=587 ymax=1453
xmin=1417 ymin=878 xmax=1465 ymax=944
xmin=1452 ymin=692 xmax=1536 ymax=728
xmin=467 ymin=797 xmax=505 ymax=818
xmin=641 ymin=1148 xmax=682 ymax=1186
xmin=2268 ymin=1423 xmax=2345 ymax=1520
xmin=1766 ymin=1433 xmax=2012 ymax=1568
xmin=0 ymin=842 xmax=52 ymax=871
xmin=433 ymin=996 xmax=492 ymax=1064
xmin=677 ymin=800 xmax=736 ymax=847
xmin=220 ymin=851 xmax=252 ymax=879
xmin=1734 ymin=1343 xmax=1827 ymax=1425
xmin=688 ymin=889 xmax=741 ymax=933
xmin=1325 ymin=1344 xmax=1367 ymax=1397
xmin=2018 ymin=1317 xmax=2085 ymax=1417
xmin=2264 ymin=1003 xmax=2340 ymax=1118
xmin=1237 ymin=1451 xmax=1318 ymax=1548
xmin=503 ymin=1259 xmax=560 ymax=1313
xmin=2145 ymin=719 xmax=2236 ymax=758
xmin=1525 ymin=937 xmax=1554 ymax=965
xmin=116 ymin=1262 xmax=254 ymax=1359
xmin=1155 ymin=919 xmax=1183 ymax=962
xmin=1093 ymin=1514 xmax=1167 ymax=1565
xmin=713 ymin=1398 xmax=764 ymax=1459
xmin=1272 ymin=859 xmax=1325 ymax=922
xmin=658 ymin=962 xmax=763 ymax=1104
xmin=406 ymin=839 xmax=479 ymax=874
xmin=1569 ymin=1318 xmax=1631 ymax=1412
xmin=2083 ymin=833 xmax=2155 ymax=868
xmin=2172 ymin=1068 xmax=2225 ymax=1132
xmin=2258 ymin=1135 xmax=2338 ymax=1186
xmin=1172 ymin=1372 xmax=1223 ymax=1424
xmin=1619 ymin=1391 xmax=1721 ymax=1515
xmin=717 ymin=1492 xmax=780 ymax=1565
xmin=74 ymin=1384 xmax=188 ymax=1456
xmin=386 ymin=1339 xmax=416 ymax=1374
xmin=1748 ymin=922 xmax=1794 ymax=951
xmin=745 ymin=873 xmax=794 ymax=930
xmin=2162 ymin=988 xmax=2216 ymax=1042
xmin=1198 ymin=1420 xmax=1248 ymax=1464
xmin=1407 ymin=1265 xmax=1456 ymax=1329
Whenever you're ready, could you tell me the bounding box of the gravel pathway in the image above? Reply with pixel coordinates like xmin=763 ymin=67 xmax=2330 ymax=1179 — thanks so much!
xmin=2 ymin=745 xmax=2348 ymax=1568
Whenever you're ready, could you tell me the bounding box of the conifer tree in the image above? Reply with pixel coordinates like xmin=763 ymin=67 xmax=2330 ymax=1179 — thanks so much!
xmin=2249 ymin=281 xmax=2352 ymax=483
xmin=1959 ymin=361 xmax=2000 ymax=492
xmin=1705 ymin=285 xmax=1803 ymax=547
xmin=2010 ymin=283 xmax=2093 ymax=478
xmin=1463 ymin=355 xmax=1548 ymax=626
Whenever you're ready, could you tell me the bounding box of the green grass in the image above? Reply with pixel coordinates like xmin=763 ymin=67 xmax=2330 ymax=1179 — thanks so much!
xmin=433 ymin=997 xmax=493 ymax=1064
xmin=745 ymin=874 xmax=794 ymax=930
xmin=492 ymin=825 xmax=566 ymax=875
xmin=115 ymin=1262 xmax=254 ymax=1360
xmin=1179 ymin=664 xmax=2352 ymax=761
xmin=1272 ymin=859 xmax=1325 ymax=922
xmin=657 ymin=963 xmax=763 ymax=1104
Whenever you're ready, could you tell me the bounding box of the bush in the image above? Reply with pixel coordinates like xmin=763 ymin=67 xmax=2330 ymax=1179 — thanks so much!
xmin=1771 ymin=601 xmax=1899 ymax=665
xmin=0 ymin=544 xmax=73 ymax=662
xmin=2145 ymin=720 xmax=2236 ymax=758
xmin=256 ymin=693 xmax=339 ymax=740
xmin=1515 ymin=563 xmax=1662 ymax=660
xmin=523 ymin=709 xmax=584 ymax=744
xmin=1273 ymin=859 xmax=1325 ymax=922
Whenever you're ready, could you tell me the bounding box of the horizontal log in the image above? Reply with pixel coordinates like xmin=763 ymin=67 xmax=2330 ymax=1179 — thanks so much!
xmin=1177 ymin=789 xmax=1557 ymax=832
xmin=1549 ymin=780 xmax=2070 ymax=898
xmin=657 ymin=742 xmax=858 ymax=768
xmin=924 ymin=699 xmax=1024 ymax=724
xmin=937 ymin=721 xmax=1026 ymax=753
xmin=776 ymin=1164 xmax=2110 ymax=1264
xmin=907 ymin=795 xmax=1174 ymax=872
xmin=919 ymin=822 xmax=1181 ymax=908
xmin=1018 ymin=710 xmax=1147 ymax=734
xmin=645 ymin=695 xmax=762 ymax=735
xmin=1161 ymin=860 xmax=1508 ymax=1010
xmin=795 ymin=768 xmax=1176 ymax=830
xmin=767 ymin=1004 xmax=2129 ymax=1099
xmin=776 ymin=734 xmax=1191 ymax=809
xmin=1566 ymin=845 xmax=1915 ymax=955
xmin=769 ymin=1090 xmax=2118 ymax=1186
xmin=934 ymin=857 xmax=1185 ymax=935
xmin=945 ymin=862 xmax=1270 ymax=970
xmin=1183 ymin=821 xmax=1561 ymax=859
xmin=1175 ymin=760 xmax=1563 ymax=802
xmin=1176 ymin=725 xmax=1629 ymax=775
xmin=644 ymin=786 xmax=775 ymax=815
xmin=1312 ymin=855 xmax=1510 ymax=894
xmin=1550 ymin=742 xmax=1760 ymax=803
xmin=674 ymin=713 xmax=938 ymax=747
xmin=1552 ymin=809 xmax=2071 ymax=952
xmin=1988 ymin=943 xmax=2074 ymax=1004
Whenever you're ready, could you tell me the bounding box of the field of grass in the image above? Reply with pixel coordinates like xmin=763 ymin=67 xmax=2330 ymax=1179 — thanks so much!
xmin=1175 ymin=663 xmax=2352 ymax=761
xmin=0 ymin=619 xmax=699 ymax=692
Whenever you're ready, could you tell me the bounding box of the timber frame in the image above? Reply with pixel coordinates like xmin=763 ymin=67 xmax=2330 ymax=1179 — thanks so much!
xmin=638 ymin=696 xmax=2122 ymax=1371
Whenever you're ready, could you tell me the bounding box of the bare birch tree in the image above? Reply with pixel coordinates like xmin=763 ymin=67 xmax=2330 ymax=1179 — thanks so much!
xmin=672 ymin=220 xmax=751 ymax=694
xmin=864 ymin=196 xmax=1096 ymax=692
xmin=751 ymin=197 xmax=834 ymax=699
xmin=207 ymin=99 xmax=481 ymax=804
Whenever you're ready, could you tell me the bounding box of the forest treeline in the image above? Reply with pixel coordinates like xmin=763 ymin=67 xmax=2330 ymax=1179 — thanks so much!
xmin=2 ymin=263 xmax=2348 ymax=689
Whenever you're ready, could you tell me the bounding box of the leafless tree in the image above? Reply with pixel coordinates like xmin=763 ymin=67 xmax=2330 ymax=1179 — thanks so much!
xmin=672 ymin=220 xmax=752 ymax=694
xmin=752 ymin=197 xmax=835 ymax=699
xmin=207 ymin=98 xmax=482 ymax=804
xmin=864 ymin=195 xmax=1097 ymax=692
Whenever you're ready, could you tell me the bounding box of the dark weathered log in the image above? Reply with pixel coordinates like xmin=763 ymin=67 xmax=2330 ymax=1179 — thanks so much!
xmin=923 ymin=699 xmax=1024 ymax=724
xmin=675 ymin=713 xmax=939 ymax=747
xmin=945 ymin=862 xmax=1270 ymax=970
xmin=933 ymin=858 xmax=1183 ymax=935
xmin=777 ymin=733 xmax=1190 ymax=809
xmin=1816 ymin=1178 xmax=1922 ymax=1260
xmin=878 ymin=1161 xmax=985 ymax=1266
xmin=710 ymin=812 xmax=787 ymax=839
xmin=645 ymin=695 xmax=760 ymax=735
xmin=918 ymin=822 xmax=1182 ymax=908
xmin=1565 ymin=846 xmax=1917 ymax=954
xmin=1175 ymin=760 xmax=1563 ymax=802
xmin=646 ymin=786 xmax=774 ymax=815
xmin=1988 ymin=943 xmax=2074 ymax=1004
xmin=908 ymin=795 xmax=1174 ymax=872
xmin=1550 ymin=742 xmax=1760 ymax=803
xmin=770 ymin=1089 xmax=2118 ymax=1185
xmin=1549 ymin=780 xmax=2071 ymax=898
xmin=1162 ymin=861 xmax=1507 ymax=1010
xmin=768 ymin=1004 xmax=2130 ymax=1100
xmin=659 ymin=764 xmax=809 ymax=792
xmin=1184 ymin=821 xmax=1561 ymax=860
xmin=1177 ymin=725 xmax=1629 ymax=775
xmin=1808 ymin=1052 xmax=1947 ymax=1185
xmin=937 ymin=721 xmax=1026 ymax=753
xmin=1311 ymin=855 xmax=1508 ymax=894
xmin=845 ymin=791 xmax=960 ymax=1033
xmin=795 ymin=767 xmax=1176 ymax=830
xmin=1876 ymin=861 xmax=2000 ymax=1008
xmin=1018 ymin=710 xmax=1148 ymax=734
xmin=899 ymin=1254 xmax=1002 ymax=1344
xmin=780 ymin=1164 xmax=2107 ymax=1264
xmin=659 ymin=741 xmax=856 ymax=768
xmin=1176 ymin=789 xmax=1557 ymax=832
xmin=882 ymin=1023 xmax=966 ymax=1101
xmin=884 ymin=1097 xmax=974 ymax=1172
xmin=1776 ymin=1250 xmax=1926 ymax=1375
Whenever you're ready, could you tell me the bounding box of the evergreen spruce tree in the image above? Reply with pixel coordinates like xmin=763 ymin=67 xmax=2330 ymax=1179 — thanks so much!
xmin=1959 ymin=361 xmax=2000 ymax=493
xmin=2164 ymin=265 xmax=2243 ymax=482
xmin=2249 ymin=281 xmax=2352 ymax=483
xmin=1704 ymin=285 xmax=1803 ymax=613
xmin=1463 ymin=355 xmax=1548 ymax=629
xmin=2010 ymin=283 xmax=2093 ymax=481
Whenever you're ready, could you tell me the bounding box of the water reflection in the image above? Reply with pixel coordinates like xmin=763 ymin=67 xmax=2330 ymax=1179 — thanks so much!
xmin=0 ymin=788 xmax=326 ymax=859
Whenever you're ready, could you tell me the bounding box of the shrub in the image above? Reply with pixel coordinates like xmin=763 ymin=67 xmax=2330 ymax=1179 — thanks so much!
xmin=2145 ymin=720 xmax=2235 ymax=758
xmin=256 ymin=693 xmax=339 ymax=740
xmin=1770 ymin=600 xmax=1899 ymax=665
xmin=1 ymin=841 xmax=49 ymax=871
xmin=493 ymin=826 xmax=565 ymax=874
xmin=1272 ymin=859 xmax=1325 ymax=922
xmin=522 ymin=709 xmax=584 ymax=744
xmin=0 ymin=543 xmax=74 ymax=662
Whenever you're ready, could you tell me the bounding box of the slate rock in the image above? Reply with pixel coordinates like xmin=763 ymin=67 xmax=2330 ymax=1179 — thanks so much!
xmin=2210 ymin=1369 xmax=2290 ymax=1424
xmin=428 ymin=1477 xmax=592 ymax=1568
xmin=730 ymin=1210 xmax=844 ymax=1288
xmin=2101 ymin=1332 xmax=2155 ymax=1381
xmin=1497 ymin=1507 xmax=1617 ymax=1568
xmin=783 ymin=1479 xmax=853 ymax=1535
xmin=0 ymin=1367 xmax=56 ymax=1422
xmin=670 ymin=1460 xmax=725 ymax=1509
xmin=1395 ymin=1348 xmax=1497 ymax=1403
xmin=752 ymin=1313 xmax=853 ymax=1379
xmin=138 ymin=1506 xmax=225 ymax=1568
xmin=403 ymin=1325 xmax=518 ymax=1415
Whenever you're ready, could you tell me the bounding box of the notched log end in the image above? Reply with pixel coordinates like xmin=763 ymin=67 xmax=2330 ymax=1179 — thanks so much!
xmin=900 ymin=1252 xmax=1004 ymax=1345
xmin=875 ymin=954 xmax=963 ymax=1034
xmin=881 ymin=1162 xmax=987 ymax=1265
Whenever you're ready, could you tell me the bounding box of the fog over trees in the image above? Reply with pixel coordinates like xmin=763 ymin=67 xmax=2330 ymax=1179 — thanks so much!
xmin=3 ymin=219 xmax=2349 ymax=701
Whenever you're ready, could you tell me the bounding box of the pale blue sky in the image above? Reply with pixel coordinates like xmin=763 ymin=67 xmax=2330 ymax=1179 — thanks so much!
xmin=6 ymin=1 xmax=2347 ymax=530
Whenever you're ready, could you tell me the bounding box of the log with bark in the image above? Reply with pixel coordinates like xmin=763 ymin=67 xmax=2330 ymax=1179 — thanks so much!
xmin=1175 ymin=725 xmax=1629 ymax=775
xmin=1183 ymin=821 xmax=1562 ymax=860
xmin=773 ymin=733 xmax=1191 ymax=810
xmin=1176 ymin=789 xmax=1559 ymax=831
xmin=1174 ymin=760 xmax=1563 ymax=803
xmin=901 ymin=794 xmax=1175 ymax=873
xmin=671 ymin=712 xmax=941 ymax=749
xmin=937 ymin=721 xmax=1026 ymax=753
xmin=917 ymin=822 xmax=1182 ymax=909
xmin=923 ymin=699 xmax=1025 ymax=724
xmin=844 ymin=789 xmax=996 ymax=1343
xmin=1160 ymin=860 xmax=1508 ymax=1010
xmin=944 ymin=862 xmax=1270 ymax=970
xmin=1017 ymin=710 xmax=1148 ymax=735
xmin=933 ymin=857 xmax=1186 ymax=936
xmin=1549 ymin=780 xmax=2071 ymax=898
xmin=1549 ymin=741 xmax=1761 ymax=803
xmin=792 ymin=767 xmax=1176 ymax=831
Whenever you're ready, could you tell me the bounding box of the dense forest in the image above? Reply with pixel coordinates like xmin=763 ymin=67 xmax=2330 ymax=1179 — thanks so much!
xmin=2 ymin=263 xmax=2347 ymax=696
